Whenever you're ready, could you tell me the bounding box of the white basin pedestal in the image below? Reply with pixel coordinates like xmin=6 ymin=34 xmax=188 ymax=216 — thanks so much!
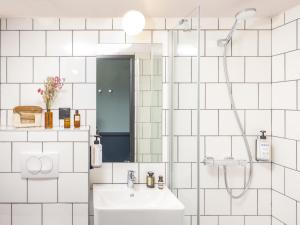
xmin=93 ymin=184 xmax=184 ymax=225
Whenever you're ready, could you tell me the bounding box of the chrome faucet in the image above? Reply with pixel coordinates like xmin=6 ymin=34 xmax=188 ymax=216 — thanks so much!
xmin=127 ymin=170 xmax=136 ymax=189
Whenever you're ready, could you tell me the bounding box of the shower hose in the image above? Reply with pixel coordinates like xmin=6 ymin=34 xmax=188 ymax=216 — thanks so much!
xmin=222 ymin=42 xmax=253 ymax=199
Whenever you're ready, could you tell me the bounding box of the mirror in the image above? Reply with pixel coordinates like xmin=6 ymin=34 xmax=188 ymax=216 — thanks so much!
xmin=96 ymin=44 xmax=163 ymax=163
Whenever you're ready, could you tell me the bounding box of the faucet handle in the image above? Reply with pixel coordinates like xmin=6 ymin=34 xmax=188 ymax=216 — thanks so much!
xmin=128 ymin=170 xmax=135 ymax=180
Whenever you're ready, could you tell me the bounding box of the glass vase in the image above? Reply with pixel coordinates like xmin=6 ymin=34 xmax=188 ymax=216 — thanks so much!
xmin=45 ymin=110 xmax=53 ymax=129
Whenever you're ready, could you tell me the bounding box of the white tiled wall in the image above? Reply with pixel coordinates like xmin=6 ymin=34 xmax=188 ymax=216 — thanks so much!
xmin=271 ymin=4 xmax=300 ymax=225
xmin=0 ymin=128 xmax=89 ymax=225
xmin=0 ymin=15 xmax=274 ymax=225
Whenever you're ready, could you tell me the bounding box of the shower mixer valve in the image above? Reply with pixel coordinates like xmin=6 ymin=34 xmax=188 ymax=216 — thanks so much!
xmin=203 ymin=156 xmax=247 ymax=167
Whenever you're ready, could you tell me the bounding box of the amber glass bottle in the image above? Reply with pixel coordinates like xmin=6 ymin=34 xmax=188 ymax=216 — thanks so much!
xmin=45 ymin=110 xmax=53 ymax=129
xmin=74 ymin=110 xmax=81 ymax=128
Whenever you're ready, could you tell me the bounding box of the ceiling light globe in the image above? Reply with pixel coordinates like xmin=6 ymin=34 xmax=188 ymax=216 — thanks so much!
xmin=122 ymin=10 xmax=145 ymax=35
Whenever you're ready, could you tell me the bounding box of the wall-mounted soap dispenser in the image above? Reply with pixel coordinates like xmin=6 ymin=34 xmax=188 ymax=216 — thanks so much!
xmin=256 ymin=130 xmax=271 ymax=161
xmin=91 ymin=135 xmax=102 ymax=168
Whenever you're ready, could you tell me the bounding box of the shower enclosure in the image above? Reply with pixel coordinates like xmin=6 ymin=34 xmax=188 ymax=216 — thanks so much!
xmin=168 ymin=6 xmax=259 ymax=225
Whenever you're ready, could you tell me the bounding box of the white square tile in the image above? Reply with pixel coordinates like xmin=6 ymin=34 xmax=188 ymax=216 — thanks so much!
xmin=178 ymin=83 xmax=197 ymax=109
xmin=272 ymin=81 xmax=297 ymax=109
xmin=206 ymin=83 xmax=231 ymax=109
xmin=60 ymin=57 xmax=85 ymax=82
xmin=199 ymin=164 xmax=218 ymax=188
xmin=47 ymin=31 xmax=72 ymax=56
xmin=197 ymin=57 xmax=218 ymax=82
xmin=1 ymin=31 xmax=19 ymax=56
xmin=58 ymin=173 xmax=88 ymax=202
xmin=73 ymin=84 xmax=96 ymax=109
xmin=178 ymin=136 xmax=197 ymax=162
xmin=34 ymin=57 xmax=59 ymax=82
xmin=259 ymin=30 xmax=271 ymax=56
xmin=60 ymin=18 xmax=85 ymax=30
xmin=139 ymin=163 xmax=165 ymax=183
xmin=232 ymin=31 xmax=258 ymax=56
xmin=258 ymin=190 xmax=271 ymax=215
xmin=126 ymin=31 xmax=151 ymax=43
xmin=272 ymin=13 xmax=284 ymax=29
xmin=219 ymin=165 xmax=246 ymax=189
xmin=173 ymin=163 xmax=191 ymax=188
xmin=1 ymin=57 xmax=7 ymax=83
xmin=0 ymin=142 xmax=11 ymax=172
xmin=232 ymin=83 xmax=258 ymax=109
xmin=245 ymin=57 xmax=271 ymax=82
xmin=206 ymin=31 xmax=231 ymax=56
xmin=100 ymin=31 xmax=125 ymax=43
xmin=12 ymin=142 xmax=42 ymax=172
xmin=199 ymin=17 xmax=218 ymax=29
xmin=177 ymin=31 xmax=198 ymax=56
xmin=12 ymin=204 xmax=41 ymax=225
xmin=28 ymin=131 xmax=57 ymax=141
xmin=145 ymin=17 xmax=165 ymax=29
xmin=20 ymin=84 xmax=45 ymax=108
xmin=251 ymin=163 xmax=271 ymax=188
xmin=200 ymin=110 xmax=218 ymax=135
xmin=272 ymin=164 xmax=284 ymax=193
xmin=286 ymin=50 xmax=300 ymax=80
xmin=112 ymin=163 xmax=139 ymax=183
xmin=206 ymin=136 xmax=231 ymax=159
xmin=20 ymin=31 xmax=45 ymax=56
xmin=174 ymin=110 xmax=191 ymax=135
xmin=259 ymin=83 xmax=271 ymax=109
xmin=86 ymin=57 xmax=96 ymax=82
xmin=199 ymin=216 xmax=218 ymax=225
xmin=272 ymin=110 xmax=285 ymax=137
xmin=152 ymin=31 xmax=168 ymax=56
xmin=285 ymin=4 xmax=300 ymax=23
xmin=28 ymin=179 xmax=57 ymax=202
xmin=285 ymin=168 xmax=300 ymax=201
xmin=174 ymin=57 xmax=192 ymax=82
xmin=286 ymin=111 xmax=300 ymax=140
xmin=245 ymin=110 xmax=271 ymax=135
xmin=86 ymin=18 xmax=112 ymax=29
xmin=232 ymin=189 xmax=257 ymax=215
xmin=74 ymin=142 xmax=89 ymax=172
xmin=219 ymin=110 xmax=244 ymax=135
xmin=89 ymin=163 xmax=112 ymax=184
xmin=73 ymin=204 xmax=88 ymax=225
xmin=0 ymin=131 xmax=27 ymax=142
xmin=219 ymin=216 xmax=244 ymax=225
xmin=219 ymin=57 xmax=245 ymax=82
xmin=272 ymin=191 xmax=296 ymax=225
xmin=219 ymin=17 xmax=244 ymax=29
xmin=73 ymin=31 xmax=98 ymax=56
xmin=272 ymin=21 xmax=297 ymax=55
xmin=245 ymin=216 xmax=271 ymax=225
xmin=43 ymin=142 xmax=73 ymax=172
xmin=272 ymin=137 xmax=297 ymax=169
xmin=58 ymin=131 xmax=89 ymax=142
xmin=7 ymin=57 xmax=33 ymax=83
xmin=7 ymin=18 xmax=32 ymax=30
xmin=245 ymin=17 xmax=271 ymax=29
xmin=33 ymin=18 xmax=59 ymax=30
xmin=178 ymin=189 xmax=197 ymax=215
xmin=272 ymin=54 xmax=285 ymax=82
xmin=205 ymin=190 xmax=230 ymax=215
xmin=0 ymin=204 xmax=11 ymax=225
xmin=43 ymin=204 xmax=72 ymax=225
xmin=0 ymin=173 xmax=27 ymax=202
xmin=86 ymin=110 xmax=96 ymax=135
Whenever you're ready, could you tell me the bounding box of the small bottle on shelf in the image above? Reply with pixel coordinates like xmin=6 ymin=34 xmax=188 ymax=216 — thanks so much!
xmin=64 ymin=117 xmax=70 ymax=128
xmin=74 ymin=110 xmax=81 ymax=128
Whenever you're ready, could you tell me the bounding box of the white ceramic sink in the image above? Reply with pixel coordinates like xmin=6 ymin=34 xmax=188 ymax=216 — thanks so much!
xmin=93 ymin=184 xmax=184 ymax=225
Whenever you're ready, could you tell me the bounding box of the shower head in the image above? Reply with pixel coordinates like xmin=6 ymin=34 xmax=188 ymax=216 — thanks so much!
xmin=235 ymin=8 xmax=256 ymax=21
xmin=218 ymin=8 xmax=256 ymax=47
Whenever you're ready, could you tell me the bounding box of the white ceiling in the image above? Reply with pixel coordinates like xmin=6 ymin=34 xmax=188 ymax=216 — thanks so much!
xmin=0 ymin=0 xmax=299 ymax=17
